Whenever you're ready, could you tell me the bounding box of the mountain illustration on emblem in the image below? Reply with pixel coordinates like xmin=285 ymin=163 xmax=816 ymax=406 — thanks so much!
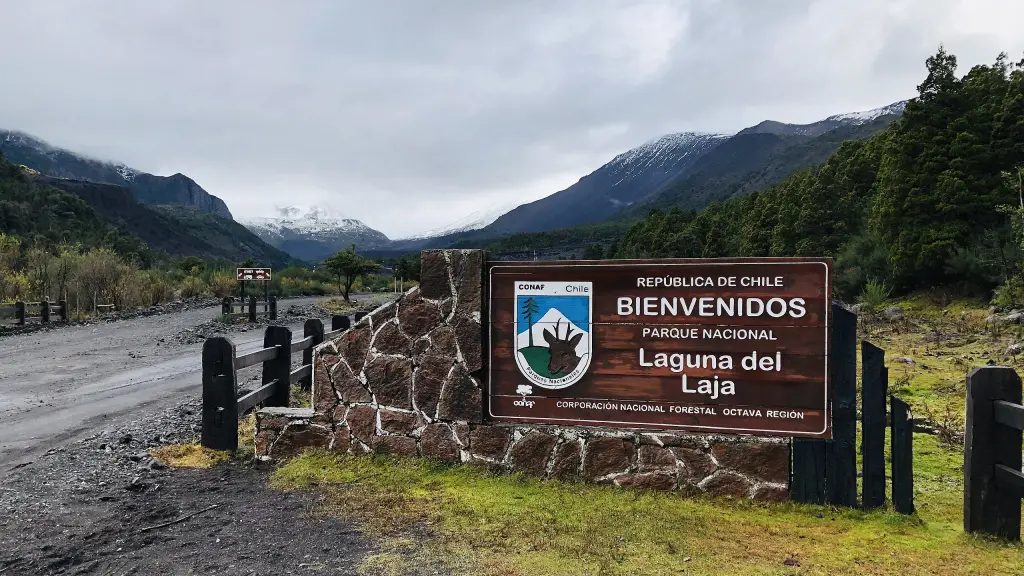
xmin=514 ymin=286 xmax=592 ymax=389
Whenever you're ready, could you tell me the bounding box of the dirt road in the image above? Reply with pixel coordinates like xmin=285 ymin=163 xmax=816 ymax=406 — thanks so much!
xmin=0 ymin=296 xmax=353 ymax=474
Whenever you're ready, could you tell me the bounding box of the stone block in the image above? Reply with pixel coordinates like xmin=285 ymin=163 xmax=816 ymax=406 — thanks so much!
xmin=671 ymin=447 xmax=717 ymax=481
xmin=752 ymin=484 xmax=790 ymax=502
xmin=702 ymin=471 xmax=754 ymax=499
xmin=364 ymin=356 xmax=414 ymax=410
xmin=615 ymin=472 xmax=677 ymax=491
xmin=452 ymin=315 xmax=483 ymax=373
xmin=451 ymin=250 xmax=484 ymax=317
xmin=711 ymin=441 xmax=789 ymax=484
xmin=372 ymin=435 xmax=419 ymax=458
xmin=469 ymin=426 xmax=511 ymax=461
xmin=507 ymin=431 xmax=557 ymax=476
xmin=426 ymin=326 xmax=458 ymax=359
xmin=437 ymin=363 xmax=482 ymax=423
xmin=638 ymin=445 xmax=677 ymax=471
xmin=549 ymin=440 xmax=582 ymax=481
xmin=420 ymin=423 xmax=460 ymax=462
xmin=331 ymin=361 xmax=373 ymax=404
xmin=345 ymin=404 xmax=376 ymax=443
xmin=330 ymin=427 xmax=351 ymax=452
xmin=419 ymin=251 xmax=451 ymax=299
xmin=268 ymin=424 xmax=332 ymax=460
xmin=336 ymin=324 xmax=372 ymax=374
xmin=372 ymin=320 xmax=412 ymax=356
xmin=583 ymin=437 xmax=633 ymax=480
xmin=313 ymin=357 xmax=339 ymax=414
xmin=379 ymin=409 xmax=419 ymax=435
xmin=414 ymin=355 xmax=451 ymax=418
xmin=453 ymin=423 xmax=470 ymax=447
xmin=398 ymin=292 xmax=443 ymax=340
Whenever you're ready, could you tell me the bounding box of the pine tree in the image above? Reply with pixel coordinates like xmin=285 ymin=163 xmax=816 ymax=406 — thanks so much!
xmin=521 ymin=297 xmax=539 ymax=347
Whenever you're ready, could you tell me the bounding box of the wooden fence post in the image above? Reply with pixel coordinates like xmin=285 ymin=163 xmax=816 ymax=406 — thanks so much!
xmin=201 ymin=336 xmax=238 ymax=451
xmin=222 ymin=296 xmax=232 ymax=314
xmin=891 ymin=395 xmax=915 ymax=514
xmin=58 ymin=299 xmax=68 ymax=322
xmin=825 ymin=303 xmax=858 ymax=507
xmin=301 ymin=319 xmax=324 ymax=390
xmin=263 ymin=325 xmax=292 ymax=407
xmin=15 ymin=301 xmax=25 ymax=325
xmin=269 ymin=295 xmax=277 ymax=320
xmin=791 ymin=439 xmax=827 ymax=504
xmin=40 ymin=301 xmax=50 ymax=323
xmin=964 ymin=366 xmax=1022 ymax=540
xmin=249 ymin=295 xmax=257 ymax=322
xmin=332 ymin=314 xmax=350 ymax=332
xmin=862 ymin=341 xmax=887 ymax=509
xmin=354 ymin=311 xmax=367 ymax=322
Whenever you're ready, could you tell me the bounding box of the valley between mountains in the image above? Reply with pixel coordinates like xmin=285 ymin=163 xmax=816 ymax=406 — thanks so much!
xmin=2 ymin=99 xmax=906 ymax=266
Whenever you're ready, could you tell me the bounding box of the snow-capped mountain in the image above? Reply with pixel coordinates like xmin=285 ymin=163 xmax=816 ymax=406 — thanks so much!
xmin=477 ymin=99 xmax=909 ymax=237
xmin=240 ymin=205 xmax=392 ymax=262
xmin=738 ymin=100 xmax=909 ymax=138
xmin=825 ymin=101 xmax=908 ymax=124
xmin=484 ymin=132 xmax=727 ymax=235
xmin=516 ymin=309 xmax=589 ymax=357
xmin=398 ymin=199 xmax=524 ymax=240
xmin=0 ymin=130 xmax=233 ymax=219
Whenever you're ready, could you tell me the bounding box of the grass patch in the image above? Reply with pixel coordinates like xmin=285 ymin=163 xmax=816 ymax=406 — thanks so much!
xmin=237 ymin=412 xmax=256 ymax=457
xmin=290 ymin=383 xmax=311 ymax=409
xmin=150 ymin=443 xmax=230 ymax=469
xmin=324 ymin=298 xmax=357 ymax=314
xmin=272 ymin=451 xmax=1024 ymax=576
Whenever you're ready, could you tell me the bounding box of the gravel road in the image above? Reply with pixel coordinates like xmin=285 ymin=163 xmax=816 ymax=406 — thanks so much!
xmin=0 ymin=295 xmax=367 ymax=474
xmin=0 ymin=294 xmax=404 ymax=575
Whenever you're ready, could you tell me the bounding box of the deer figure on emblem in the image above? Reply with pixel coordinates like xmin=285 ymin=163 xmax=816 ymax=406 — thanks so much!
xmin=542 ymin=318 xmax=584 ymax=377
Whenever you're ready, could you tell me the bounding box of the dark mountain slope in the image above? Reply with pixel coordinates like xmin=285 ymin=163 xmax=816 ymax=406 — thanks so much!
xmin=35 ymin=176 xmax=297 ymax=267
xmin=1 ymin=130 xmax=233 ymax=219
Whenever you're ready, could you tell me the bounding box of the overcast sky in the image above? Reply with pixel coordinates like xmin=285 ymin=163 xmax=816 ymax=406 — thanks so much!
xmin=2 ymin=0 xmax=1022 ymax=238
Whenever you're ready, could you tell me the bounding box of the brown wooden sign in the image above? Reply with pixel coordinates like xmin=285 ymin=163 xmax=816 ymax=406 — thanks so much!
xmin=237 ymin=267 xmax=272 ymax=281
xmin=487 ymin=258 xmax=833 ymax=438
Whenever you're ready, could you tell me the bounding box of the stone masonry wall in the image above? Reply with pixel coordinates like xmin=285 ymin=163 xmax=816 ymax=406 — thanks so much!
xmin=254 ymin=249 xmax=790 ymax=501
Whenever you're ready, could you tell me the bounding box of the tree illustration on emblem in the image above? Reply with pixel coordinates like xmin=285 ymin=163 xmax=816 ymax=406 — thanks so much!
xmin=521 ymin=297 xmax=539 ymax=347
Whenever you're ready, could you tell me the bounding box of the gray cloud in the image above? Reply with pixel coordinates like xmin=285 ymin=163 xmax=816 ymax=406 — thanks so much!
xmin=1 ymin=0 xmax=1022 ymax=237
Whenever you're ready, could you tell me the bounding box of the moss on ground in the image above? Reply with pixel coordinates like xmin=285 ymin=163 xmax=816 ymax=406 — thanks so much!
xmin=149 ymin=444 xmax=231 ymax=469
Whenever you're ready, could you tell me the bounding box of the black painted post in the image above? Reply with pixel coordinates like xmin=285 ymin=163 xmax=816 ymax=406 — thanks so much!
xmin=332 ymin=314 xmax=350 ymax=332
xmin=862 ymin=341 xmax=887 ymax=509
xmin=263 ymin=325 xmax=292 ymax=407
xmin=58 ymin=299 xmax=68 ymax=322
xmin=40 ymin=300 xmax=50 ymax=323
xmin=201 ymin=336 xmax=238 ymax=451
xmin=222 ymin=296 xmax=231 ymax=314
xmin=791 ymin=439 xmax=827 ymax=504
xmin=354 ymin=311 xmax=367 ymax=322
xmin=825 ymin=304 xmax=858 ymax=507
xmin=891 ymin=395 xmax=915 ymax=515
xmin=301 ymin=319 xmax=324 ymax=391
xmin=269 ymin=296 xmax=277 ymax=320
xmin=264 ymin=281 xmax=269 ymax=312
xmin=964 ymin=366 xmax=1022 ymax=540
xmin=248 ymin=295 xmax=257 ymax=322
xmin=15 ymin=301 xmax=25 ymax=325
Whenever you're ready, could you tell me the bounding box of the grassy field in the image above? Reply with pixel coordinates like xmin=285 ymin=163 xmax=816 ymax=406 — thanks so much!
xmin=252 ymin=294 xmax=1024 ymax=574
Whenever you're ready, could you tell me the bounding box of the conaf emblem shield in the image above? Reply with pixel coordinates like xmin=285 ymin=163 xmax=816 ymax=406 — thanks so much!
xmin=514 ymin=281 xmax=592 ymax=390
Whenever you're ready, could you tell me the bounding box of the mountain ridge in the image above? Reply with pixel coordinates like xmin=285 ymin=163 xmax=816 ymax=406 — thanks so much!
xmin=0 ymin=130 xmax=234 ymax=219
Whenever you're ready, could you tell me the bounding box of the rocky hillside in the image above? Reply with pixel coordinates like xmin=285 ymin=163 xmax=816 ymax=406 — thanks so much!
xmin=0 ymin=130 xmax=233 ymax=219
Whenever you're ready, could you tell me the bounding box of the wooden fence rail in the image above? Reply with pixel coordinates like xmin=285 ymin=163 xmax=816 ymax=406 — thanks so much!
xmin=0 ymin=300 xmax=69 ymax=325
xmin=964 ymin=366 xmax=1024 ymax=541
xmin=221 ymin=296 xmax=277 ymax=321
xmin=201 ymin=313 xmax=359 ymax=451
xmin=790 ymin=304 xmax=915 ymax=513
